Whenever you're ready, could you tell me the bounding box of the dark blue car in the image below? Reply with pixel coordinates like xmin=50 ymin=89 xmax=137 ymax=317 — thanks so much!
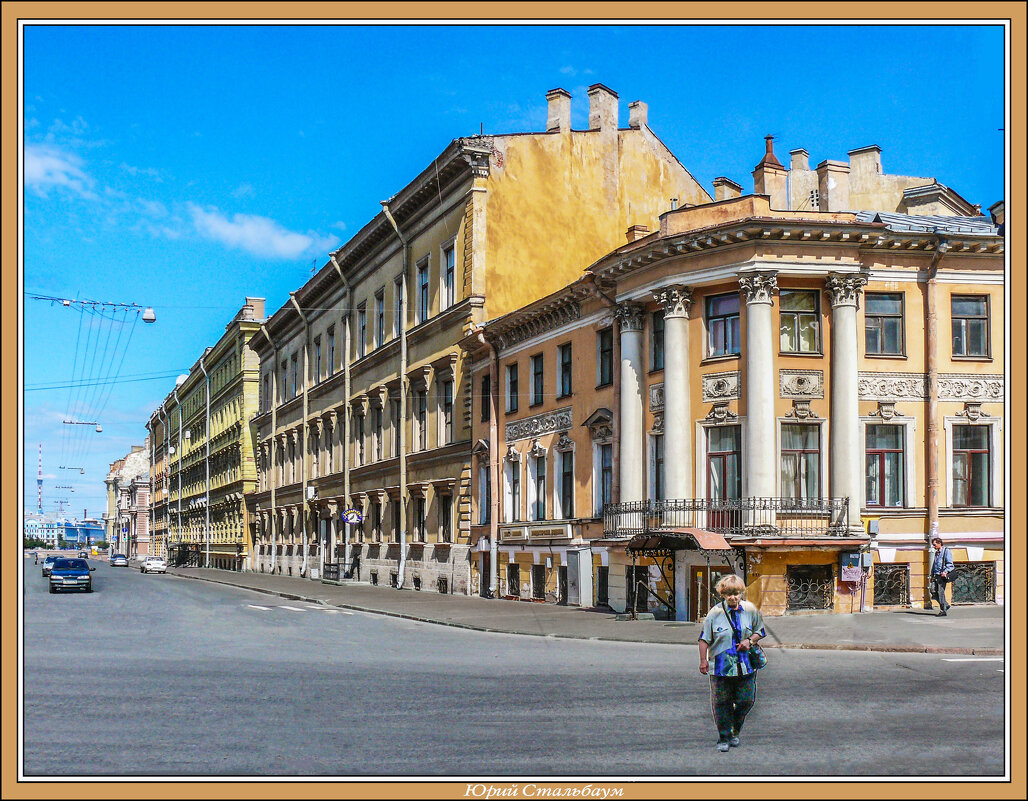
xmin=48 ymin=558 xmax=95 ymax=594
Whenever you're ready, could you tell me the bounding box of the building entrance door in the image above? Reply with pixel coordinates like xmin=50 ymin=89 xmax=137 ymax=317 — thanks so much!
xmin=689 ymin=565 xmax=733 ymax=622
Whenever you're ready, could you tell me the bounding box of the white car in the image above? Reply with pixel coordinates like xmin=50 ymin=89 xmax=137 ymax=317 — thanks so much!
xmin=140 ymin=556 xmax=167 ymax=574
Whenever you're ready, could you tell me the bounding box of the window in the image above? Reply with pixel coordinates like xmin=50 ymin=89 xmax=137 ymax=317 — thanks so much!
xmin=707 ymin=426 xmax=742 ymax=502
xmin=357 ymin=304 xmax=367 ymax=359
xmin=262 ymin=375 xmax=269 ymax=413
xmin=479 ymin=464 xmax=490 ymax=525
xmin=416 ymin=390 xmax=428 ymax=451
xmin=391 ymin=399 xmax=401 ymax=457
xmin=559 ymin=450 xmax=574 ymax=518
xmin=558 ymin=343 xmax=573 ymax=398
xmin=371 ymin=502 xmax=382 ymax=541
xmin=414 ymin=498 xmax=426 ymax=542
xmin=417 ymin=262 xmax=430 ymax=323
xmin=508 ymin=460 xmax=521 ymax=522
xmin=441 ymin=380 xmax=454 ymax=444
xmin=291 ymin=354 xmax=298 ymax=398
xmin=313 ymin=338 xmax=322 ymax=384
xmin=780 ymin=423 xmax=820 ymax=500
xmin=280 ymin=360 xmax=287 ymax=402
xmin=952 ymin=425 xmax=990 ymax=507
xmin=865 ymin=293 xmax=904 ymax=355
xmin=531 ymin=455 xmax=547 ymax=520
xmin=599 ymin=443 xmax=613 ymax=513
xmin=327 ymin=326 xmax=336 ymax=375
xmin=506 ymin=364 xmax=519 ymax=413
xmin=355 ymin=414 xmax=365 ymax=466
xmin=952 ymin=295 xmax=989 ymax=357
xmin=373 ymin=406 xmax=384 ymax=461
xmin=439 ymin=495 xmax=452 ymax=543
xmin=531 ymin=354 xmax=544 ymax=406
xmin=481 ymin=374 xmax=491 ymax=422
xmin=443 ymin=245 xmax=455 ymax=310
xmin=866 ymin=425 xmax=904 ymax=507
xmin=707 ymin=294 xmax=740 ymax=357
xmin=375 ymin=291 xmax=385 ymax=348
xmin=779 ymin=290 xmax=820 ymax=353
xmin=394 ymin=276 xmax=403 ymax=337
xmin=597 ymin=327 xmax=613 ymax=386
xmin=651 ymin=311 xmax=665 ymax=370
xmin=651 ymin=434 xmax=665 ymax=501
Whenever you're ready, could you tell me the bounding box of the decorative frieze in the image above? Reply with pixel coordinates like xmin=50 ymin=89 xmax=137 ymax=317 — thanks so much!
xmin=739 ymin=272 xmax=777 ymax=305
xmin=493 ymin=300 xmax=581 ymax=350
xmin=702 ymin=371 xmax=741 ymax=403
xmin=505 ymin=406 xmax=573 ymax=443
xmin=780 ymin=369 xmax=824 ymax=399
xmin=649 ymin=383 xmax=664 ymax=411
xmin=858 ymin=372 xmax=1004 ymax=403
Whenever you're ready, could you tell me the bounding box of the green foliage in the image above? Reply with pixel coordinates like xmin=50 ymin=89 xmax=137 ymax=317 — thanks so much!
xmin=24 ymin=537 xmax=46 ymax=549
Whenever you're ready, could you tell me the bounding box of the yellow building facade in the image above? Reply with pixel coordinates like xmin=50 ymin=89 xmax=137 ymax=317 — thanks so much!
xmin=468 ymin=161 xmax=1004 ymax=617
xmin=247 ymin=85 xmax=710 ymax=592
xmin=147 ymin=298 xmax=264 ymax=570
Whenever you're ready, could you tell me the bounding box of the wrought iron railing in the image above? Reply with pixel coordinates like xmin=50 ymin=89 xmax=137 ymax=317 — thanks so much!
xmin=603 ymin=497 xmax=850 ymax=539
xmin=322 ymin=562 xmax=340 ymax=582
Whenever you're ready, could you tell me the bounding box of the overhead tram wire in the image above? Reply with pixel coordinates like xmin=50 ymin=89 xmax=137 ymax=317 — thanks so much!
xmin=60 ymin=302 xmax=88 ymax=472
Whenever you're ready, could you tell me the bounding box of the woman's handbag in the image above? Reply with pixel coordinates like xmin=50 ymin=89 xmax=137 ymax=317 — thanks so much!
xmin=722 ymin=601 xmax=767 ymax=673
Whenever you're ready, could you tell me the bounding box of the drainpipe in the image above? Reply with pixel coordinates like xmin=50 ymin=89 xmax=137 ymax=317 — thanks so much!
xmin=289 ymin=293 xmax=312 ymax=578
xmin=330 ymin=254 xmax=353 ymax=574
xmin=475 ymin=329 xmax=501 ymax=597
xmin=173 ymin=385 xmax=183 ymax=561
xmin=381 ymin=200 xmax=409 ymax=590
xmin=259 ymin=324 xmax=279 ymax=574
xmin=199 ymin=355 xmax=211 ymax=568
xmin=924 ymin=232 xmax=949 ymax=603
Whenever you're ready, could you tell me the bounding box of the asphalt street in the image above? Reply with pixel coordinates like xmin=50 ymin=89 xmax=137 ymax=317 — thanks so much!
xmin=22 ymin=559 xmax=1007 ymax=778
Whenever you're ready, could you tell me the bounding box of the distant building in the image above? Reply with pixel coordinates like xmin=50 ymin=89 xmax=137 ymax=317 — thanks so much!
xmin=105 ymin=444 xmax=150 ymax=558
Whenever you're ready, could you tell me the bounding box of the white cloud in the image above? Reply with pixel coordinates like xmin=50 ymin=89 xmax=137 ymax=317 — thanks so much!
xmin=187 ymin=204 xmax=338 ymax=260
xmin=24 ymin=144 xmax=97 ymax=199
xmin=231 ymin=183 xmax=256 ymax=199
xmin=331 ymin=221 xmax=347 ymax=232
xmin=119 ymin=162 xmax=162 ymax=181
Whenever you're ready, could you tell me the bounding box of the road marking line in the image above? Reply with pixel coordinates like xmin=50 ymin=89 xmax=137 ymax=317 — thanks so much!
xmin=247 ymin=604 xmax=271 ymax=610
xmin=279 ymin=605 xmax=305 ymax=612
xmin=941 ymin=657 xmax=1004 ymax=662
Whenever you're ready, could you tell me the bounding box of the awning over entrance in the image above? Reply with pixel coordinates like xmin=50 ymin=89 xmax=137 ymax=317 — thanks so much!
xmin=626 ymin=527 xmax=732 ymax=554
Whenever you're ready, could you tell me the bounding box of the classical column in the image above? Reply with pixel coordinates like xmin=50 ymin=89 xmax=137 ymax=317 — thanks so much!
xmin=616 ymin=302 xmax=646 ymax=503
xmin=654 ymin=285 xmax=693 ymax=499
xmin=739 ymin=272 xmax=778 ymax=501
xmin=825 ymin=273 xmax=868 ymax=533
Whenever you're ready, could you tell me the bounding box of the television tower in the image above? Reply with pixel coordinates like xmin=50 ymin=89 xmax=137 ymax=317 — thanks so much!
xmin=37 ymin=443 xmax=43 ymax=514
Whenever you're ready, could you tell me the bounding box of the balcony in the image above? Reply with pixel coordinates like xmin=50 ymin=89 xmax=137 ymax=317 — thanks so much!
xmin=603 ymin=497 xmax=850 ymax=540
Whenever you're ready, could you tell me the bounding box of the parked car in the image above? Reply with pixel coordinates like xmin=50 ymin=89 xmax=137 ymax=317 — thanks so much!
xmin=140 ymin=556 xmax=167 ymax=574
xmin=48 ymin=558 xmax=95 ymax=593
xmin=41 ymin=555 xmax=59 ymax=577
xmin=77 ymin=550 xmax=89 ymax=558
xmin=109 ymin=553 xmax=128 ymax=567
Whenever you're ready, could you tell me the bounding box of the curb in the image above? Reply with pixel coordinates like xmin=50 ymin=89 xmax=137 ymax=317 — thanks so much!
xmin=167 ymin=571 xmax=1003 ymax=656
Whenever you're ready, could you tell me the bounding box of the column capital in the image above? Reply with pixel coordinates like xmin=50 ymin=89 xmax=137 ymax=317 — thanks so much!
xmin=824 ymin=272 xmax=868 ymax=308
xmin=739 ymin=272 xmax=778 ymax=305
xmin=615 ymin=301 xmax=646 ymax=332
xmin=654 ymin=285 xmax=693 ymax=319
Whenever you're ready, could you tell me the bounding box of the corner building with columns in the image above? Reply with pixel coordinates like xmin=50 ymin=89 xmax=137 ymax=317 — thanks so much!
xmin=468 ymin=173 xmax=1004 ymax=616
xmin=246 ymin=85 xmax=710 ymax=592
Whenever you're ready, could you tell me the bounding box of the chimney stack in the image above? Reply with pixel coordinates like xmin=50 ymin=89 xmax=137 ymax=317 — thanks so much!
xmin=628 ymin=100 xmax=648 ymax=129
xmin=587 ymin=83 xmax=618 ymax=132
xmin=816 ymin=159 xmax=851 ymax=211
xmin=546 ymin=88 xmax=571 ymax=133
xmin=625 ymin=224 xmax=650 ymax=243
xmin=712 ymin=177 xmax=743 ymax=202
xmin=752 ymin=135 xmax=788 ymax=210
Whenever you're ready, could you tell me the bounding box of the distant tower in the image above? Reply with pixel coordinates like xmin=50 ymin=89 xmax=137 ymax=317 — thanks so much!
xmin=37 ymin=442 xmax=43 ymax=515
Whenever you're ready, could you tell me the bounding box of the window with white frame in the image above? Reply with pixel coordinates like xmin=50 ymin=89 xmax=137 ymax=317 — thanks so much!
xmin=558 ymin=343 xmax=573 ymax=398
xmin=707 ymin=293 xmax=740 ymax=357
xmin=650 ymin=434 xmax=665 ymax=501
xmin=441 ymin=380 xmax=454 ymax=444
xmin=327 ymin=325 xmax=335 ymax=375
xmin=291 ymin=353 xmax=298 ymax=398
xmin=780 ymin=423 xmax=820 ymax=500
xmin=375 ymin=290 xmax=385 ymax=348
xmin=951 ymin=295 xmax=990 ymax=357
xmin=531 ymin=354 xmax=544 ymax=406
xmin=952 ymin=424 xmax=990 ymax=507
xmin=414 ymin=497 xmax=426 ymax=542
xmin=529 ymin=453 xmax=547 ymax=520
xmin=596 ymin=442 xmax=613 ymax=515
xmin=393 ymin=276 xmax=403 ymax=338
xmin=357 ymin=304 xmax=367 ymax=359
xmin=506 ymin=363 xmax=519 ymax=413
xmin=779 ymin=290 xmax=820 ymax=353
xmin=865 ymin=425 xmax=904 ymax=507
xmin=355 ymin=414 xmax=365 ymax=466
xmin=478 ymin=462 xmax=490 ymax=525
xmin=439 ymin=494 xmax=452 ymax=543
xmin=415 ymin=389 xmax=428 ymax=451
xmin=651 ymin=311 xmax=665 ymax=370
xmin=417 ymin=261 xmax=430 ymax=324
xmin=558 ymin=449 xmax=574 ymax=518
xmin=504 ymin=457 xmax=521 ymax=523
xmin=373 ymin=406 xmax=384 ymax=461
xmin=865 ymin=293 xmax=904 ymax=356
xmin=314 ymin=337 xmax=322 ymax=384
xmin=442 ymin=244 xmax=455 ymax=310
xmin=391 ymin=398 xmax=401 ymax=457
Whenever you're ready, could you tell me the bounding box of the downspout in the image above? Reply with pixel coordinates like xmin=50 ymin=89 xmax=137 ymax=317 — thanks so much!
xmin=381 ymin=200 xmax=409 ymax=589
xmin=924 ymin=232 xmax=949 ymax=602
xmin=475 ymin=330 xmax=501 ymax=598
xmin=329 ymin=254 xmax=353 ymax=574
xmin=289 ymin=293 xmax=312 ymax=578
xmin=199 ymin=355 xmax=211 ymax=568
xmin=259 ymin=324 xmax=279 ymax=574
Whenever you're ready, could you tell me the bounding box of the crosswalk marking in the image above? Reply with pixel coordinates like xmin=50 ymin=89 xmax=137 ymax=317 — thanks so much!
xmin=246 ymin=603 xmax=355 ymax=615
xmin=279 ymin=605 xmax=305 ymax=612
xmin=247 ymin=604 xmax=271 ymax=610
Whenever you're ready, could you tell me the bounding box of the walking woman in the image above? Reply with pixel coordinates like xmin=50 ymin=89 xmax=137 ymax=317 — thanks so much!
xmin=698 ymin=574 xmax=767 ymax=752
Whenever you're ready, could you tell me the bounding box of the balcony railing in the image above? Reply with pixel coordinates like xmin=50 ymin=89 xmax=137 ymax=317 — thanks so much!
xmin=603 ymin=497 xmax=850 ymax=540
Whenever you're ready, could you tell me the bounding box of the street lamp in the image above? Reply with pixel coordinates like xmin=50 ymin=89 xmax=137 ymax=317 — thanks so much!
xmin=63 ymin=419 xmax=103 ymax=433
xmin=60 ymin=466 xmax=86 ymax=475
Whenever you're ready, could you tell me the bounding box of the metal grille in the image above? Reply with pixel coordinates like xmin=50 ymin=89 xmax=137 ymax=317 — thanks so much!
xmin=950 ymin=562 xmax=996 ymax=604
xmin=873 ymin=563 xmax=910 ymax=606
xmin=786 ymin=564 xmax=835 ymax=610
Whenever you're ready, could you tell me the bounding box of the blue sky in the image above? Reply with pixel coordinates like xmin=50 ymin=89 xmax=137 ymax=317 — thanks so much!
xmin=21 ymin=22 xmax=1006 ymax=520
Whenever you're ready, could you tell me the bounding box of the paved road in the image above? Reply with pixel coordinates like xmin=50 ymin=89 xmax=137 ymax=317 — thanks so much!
xmin=22 ymin=560 xmax=1006 ymax=778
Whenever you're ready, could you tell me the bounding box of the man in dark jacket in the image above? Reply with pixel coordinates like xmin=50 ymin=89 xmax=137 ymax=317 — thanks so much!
xmin=930 ymin=536 xmax=955 ymax=616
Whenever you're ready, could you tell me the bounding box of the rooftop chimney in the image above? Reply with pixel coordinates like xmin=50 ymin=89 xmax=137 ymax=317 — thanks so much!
xmin=790 ymin=148 xmax=810 ymax=171
xmin=243 ymin=296 xmax=266 ymax=321
xmin=752 ymin=135 xmax=787 ymax=210
xmin=626 ymin=224 xmax=650 ymax=243
xmin=546 ymin=88 xmax=571 ymax=133
xmin=816 ymin=159 xmax=851 ymax=211
xmin=712 ymin=177 xmax=743 ymax=201
xmin=628 ymin=100 xmax=648 ymax=129
xmin=587 ymin=83 xmax=618 ymax=132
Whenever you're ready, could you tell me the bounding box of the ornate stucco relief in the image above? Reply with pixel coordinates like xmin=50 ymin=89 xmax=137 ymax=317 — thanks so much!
xmin=649 ymin=383 xmax=664 ymax=411
xmin=702 ymin=371 xmax=741 ymax=403
xmin=858 ymin=372 xmax=1004 ymax=402
xmin=505 ymin=406 xmax=573 ymax=443
xmin=780 ymin=369 xmax=824 ymax=399
xmin=937 ymin=374 xmax=1004 ymax=402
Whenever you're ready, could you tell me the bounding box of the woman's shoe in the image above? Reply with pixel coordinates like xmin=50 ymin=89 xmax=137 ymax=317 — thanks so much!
xmin=729 ymin=736 xmax=741 ymax=747
xmin=716 ymin=741 xmax=730 ymax=752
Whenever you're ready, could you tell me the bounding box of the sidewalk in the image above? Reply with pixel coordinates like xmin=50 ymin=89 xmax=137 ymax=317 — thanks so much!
xmin=166 ymin=566 xmax=1004 ymax=655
